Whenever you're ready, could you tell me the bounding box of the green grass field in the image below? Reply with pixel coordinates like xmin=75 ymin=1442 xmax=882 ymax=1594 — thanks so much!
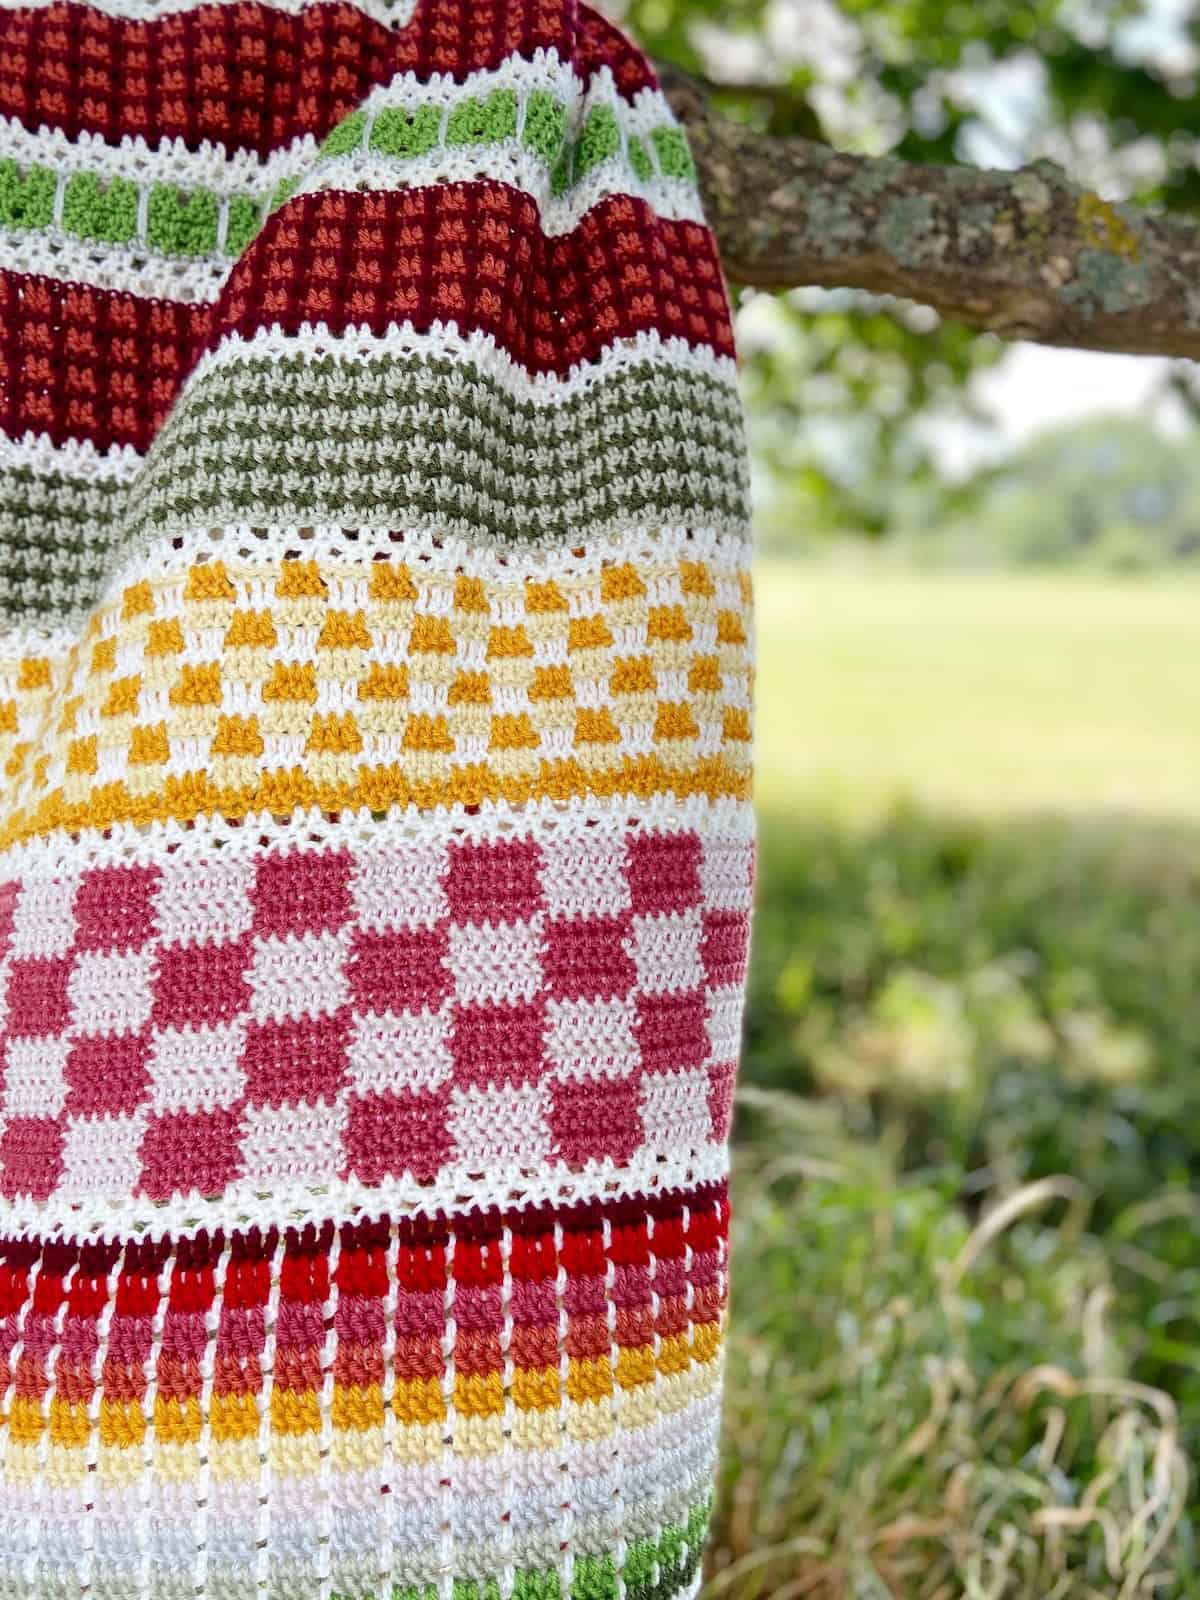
xmin=716 ymin=563 xmax=1200 ymax=1598
xmin=754 ymin=563 xmax=1200 ymax=820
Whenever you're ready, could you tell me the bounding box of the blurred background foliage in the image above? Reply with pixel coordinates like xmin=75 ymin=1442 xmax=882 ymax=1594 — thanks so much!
xmin=712 ymin=808 xmax=1200 ymax=1597
xmin=894 ymin=417 xmax=1200 ymax=569
xmin=707 ymin=562 xmax=1200 ymax=1595
xmin=611 ymin=0 xmax=1200 ymax=537
xmin=594 ymin=0 xmax=1200 ymax=1594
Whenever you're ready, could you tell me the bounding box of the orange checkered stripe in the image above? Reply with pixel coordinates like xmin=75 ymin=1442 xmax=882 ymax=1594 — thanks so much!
xmin=0 ymin=544 xmax=753 ymax=849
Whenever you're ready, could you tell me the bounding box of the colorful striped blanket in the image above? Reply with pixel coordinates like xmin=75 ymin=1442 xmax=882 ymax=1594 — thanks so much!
xmin=0 ymin=3 xmax=754 ymax=1595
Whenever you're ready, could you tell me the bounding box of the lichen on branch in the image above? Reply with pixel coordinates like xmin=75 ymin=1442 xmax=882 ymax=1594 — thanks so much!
xmin=658 ymin=62 xmax=1200 ymax=360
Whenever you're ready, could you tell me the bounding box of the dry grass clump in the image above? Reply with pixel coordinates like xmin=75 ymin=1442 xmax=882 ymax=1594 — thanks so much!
xmin=705 ymin=1091 xmax=1191 ymax=1600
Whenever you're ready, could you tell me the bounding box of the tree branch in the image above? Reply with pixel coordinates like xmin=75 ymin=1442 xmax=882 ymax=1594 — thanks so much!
xmin=658 ymin=62 xmax=1200 ymax=361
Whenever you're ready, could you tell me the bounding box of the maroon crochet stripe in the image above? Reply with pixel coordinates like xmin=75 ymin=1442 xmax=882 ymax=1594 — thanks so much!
xmin=218 ymin=185 xmax=732 ymax=372
xmin=0 ymin=0 xmax=654 ymax=156
xmin=575 ymin=5 xmax=659 ymax=97
xmin=0 ymin=184 xmax=731 ymax=455
xmin=0 ymin=273 xmax=194 ymax=457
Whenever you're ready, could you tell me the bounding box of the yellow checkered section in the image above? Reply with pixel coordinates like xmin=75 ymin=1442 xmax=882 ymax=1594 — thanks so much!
xmin=0 ymin=552 xmax=754 ymax=846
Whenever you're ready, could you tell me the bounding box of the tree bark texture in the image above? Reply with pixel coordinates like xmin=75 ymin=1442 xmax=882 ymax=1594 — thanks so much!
xmin=659 ymin=63 xmax=1200 ymax=360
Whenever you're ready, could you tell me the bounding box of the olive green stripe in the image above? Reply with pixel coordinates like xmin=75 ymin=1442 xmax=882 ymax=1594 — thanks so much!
xmin=133 ymin=348 xmax=741 ymax=472
xmin=0 ymin=353 xmax=747 ymax=626
xmin=148 ymin=357 xmax=743 ymax=478
xmin=0 ymin=464 xmax=120 ymax=622
xmin=129 ymin=354 xmax=746 ymax=538
xmin=179 ymin=349 xmax=744 ymax=433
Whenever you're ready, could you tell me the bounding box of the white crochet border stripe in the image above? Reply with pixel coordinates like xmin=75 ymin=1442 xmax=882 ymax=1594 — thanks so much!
xmin=0 ymin=1140 xmax=732 ymax=1247
xmin=0 ymin=790 xmax=756 ymax=879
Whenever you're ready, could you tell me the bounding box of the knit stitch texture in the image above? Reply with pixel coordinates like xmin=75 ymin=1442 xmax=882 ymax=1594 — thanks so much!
xmin=0 ymin=2 xmax=753 ymax=1596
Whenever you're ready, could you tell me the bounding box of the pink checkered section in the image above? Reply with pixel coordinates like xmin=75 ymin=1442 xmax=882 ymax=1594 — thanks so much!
xmin=0 ymin=824 xmax=753 ymax=1205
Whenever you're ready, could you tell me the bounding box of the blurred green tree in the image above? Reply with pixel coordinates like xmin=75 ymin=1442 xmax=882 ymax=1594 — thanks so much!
xmin=899 ymin=416 xmax=1200 ymax=568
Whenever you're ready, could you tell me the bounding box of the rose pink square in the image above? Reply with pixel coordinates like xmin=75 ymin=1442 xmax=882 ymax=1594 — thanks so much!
xmin=701 ymin=909 xmax=751 ymax=991
xmin=445 ymin=839 xmax=543 ymax=925
xmin=625 ymin=831 xmax=702 ymax=915
xmin=348 ymin=925 xmax=451 ymax=1015
xmin=634 ymin=990 xmax=710 ymax=1073
xmin=5 ymin=956 xmax=73 ymax=1038
xmin=152 ymin=937 xmax=251 ymax=1029
xmin=251 ymin=849 xmax=353 ymax=939
xmin=343 ymin=1088 xmax=451 ymax=1184
xmin=450 ymin=999 xmax=546 ymax=1088
xmin=708 ymin=1060 xmax=736 ymax=1143
xmin=242 ymin=1012 xmax=351 ymax=1107
xmin=65 ymin=1032 xmax=151 ymax=1117
xmin=0 ymin=880 xmax=18 ymax=951
xmin=73 ymin=864 xmax=161 ymax=953
xmin=138 ymin=1104 xmax=245 ymax=1201
xmin=541 ymin=915 xmax=635 ymax=1001
xmin=548 ymin=1073 xmax=643 ymax=1166
xmin=0 ymin=1115 xmax=64 ymax=1201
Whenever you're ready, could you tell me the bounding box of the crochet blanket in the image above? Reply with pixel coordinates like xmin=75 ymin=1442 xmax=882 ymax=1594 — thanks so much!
xmin=0 ymin=2 xmax=754 ymax=1596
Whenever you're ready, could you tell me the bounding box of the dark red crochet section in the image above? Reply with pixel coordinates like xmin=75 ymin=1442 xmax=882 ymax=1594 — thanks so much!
xmin=220 ymin=186 xmax=733 ymax=373
xmin=0 ymin=274 xmax=192 ymax=456
xmin=0 ymin=186 xmax=732 ymax=454
xmin=573 ymin=4 xmax=658 ymax=96
xmin=0 ymin=0 xmax=654 ymax=154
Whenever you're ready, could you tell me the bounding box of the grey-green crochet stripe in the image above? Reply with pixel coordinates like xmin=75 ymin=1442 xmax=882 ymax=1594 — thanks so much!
xmin=0 ymin=355 xmax=748 ymax=624
xmin=0 ymin=93 xmax=695 ymax=266
xmin=129 ymin=352 xmax=746 ymax=530
xmin=0 ymin=466 xmax=118 ymax=622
